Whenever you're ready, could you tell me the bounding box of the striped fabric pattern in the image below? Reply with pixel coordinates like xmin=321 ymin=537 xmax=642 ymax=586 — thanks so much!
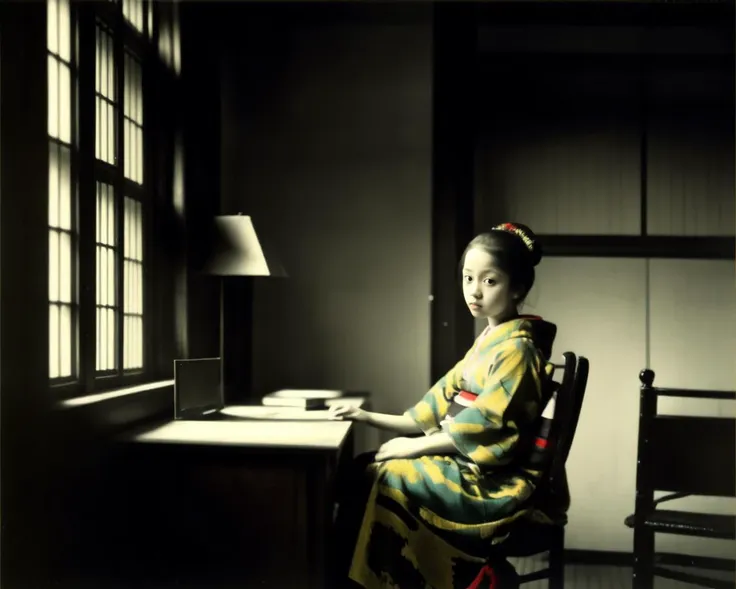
xmin=349 ymin=317 xmax=563 ymax=589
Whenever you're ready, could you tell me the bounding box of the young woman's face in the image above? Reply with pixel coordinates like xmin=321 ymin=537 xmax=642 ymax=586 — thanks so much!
xmin=461 ymin=248 xmax=517 ymax=324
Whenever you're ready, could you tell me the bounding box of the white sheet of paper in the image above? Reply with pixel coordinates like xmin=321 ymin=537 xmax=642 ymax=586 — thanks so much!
xmin=268 ymin=389 xmax=343 ymax=400
xmin=221 ymin=406 xmax=332 ymax=420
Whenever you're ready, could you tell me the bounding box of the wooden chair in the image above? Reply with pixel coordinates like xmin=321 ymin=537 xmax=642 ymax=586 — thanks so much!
xmin=484 ymin=351 xmax=590 ymax=589
xmin=624 ymin=369 xmax=736 ymax=589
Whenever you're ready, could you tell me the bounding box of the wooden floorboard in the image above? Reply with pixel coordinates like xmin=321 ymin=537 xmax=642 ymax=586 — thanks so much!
xmin=509 ymin=555 xmax=735 ymax=588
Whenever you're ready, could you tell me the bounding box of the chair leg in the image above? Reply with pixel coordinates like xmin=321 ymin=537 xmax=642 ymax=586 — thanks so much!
xmin=495 ymin=559 xmax=520 ymax=589
xmin=548 ymin=527 xmax=565 ymax=589
xmin=483 ymin=557 xmax=520 ymax=589
xmin=633 ymin=528 xmax=654 ymax=589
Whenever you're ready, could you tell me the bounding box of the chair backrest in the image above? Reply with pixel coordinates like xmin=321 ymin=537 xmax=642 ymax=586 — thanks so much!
xmin=636 ymin=370 xmax=735 ymax=503
xmin=546 ymin=353 xmax=589 ymax=487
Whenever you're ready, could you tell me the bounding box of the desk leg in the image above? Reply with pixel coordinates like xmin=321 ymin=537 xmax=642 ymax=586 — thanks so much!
xmin=307 ymin=436 xmax=352 ymax=589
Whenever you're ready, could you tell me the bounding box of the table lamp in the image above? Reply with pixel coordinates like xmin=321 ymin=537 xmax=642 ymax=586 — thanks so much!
xmin=202 ymin=213 xmax=287 ymax=403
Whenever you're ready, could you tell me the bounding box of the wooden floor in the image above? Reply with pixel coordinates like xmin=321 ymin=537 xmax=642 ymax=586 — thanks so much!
xmin=510 ymin=555 xmax=735 ymax=589
xmin=58 ymin=553 xmax=735 ymax=589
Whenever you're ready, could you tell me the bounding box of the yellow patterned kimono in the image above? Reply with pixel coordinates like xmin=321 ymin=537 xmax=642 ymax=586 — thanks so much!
xmin=349 ymin=316 xmax=558 ymax=589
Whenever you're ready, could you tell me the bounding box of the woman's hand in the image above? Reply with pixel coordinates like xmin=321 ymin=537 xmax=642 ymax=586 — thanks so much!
xmin=327 ymin=403 xmax=366 ymax=422
xmin=375 ymin=436 xmax=423 ymax=461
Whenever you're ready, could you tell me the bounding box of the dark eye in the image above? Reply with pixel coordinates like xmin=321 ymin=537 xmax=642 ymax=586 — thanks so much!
xmin=463 ymin=275 xmax=472 ymax=283
xmin=484 ymin=278 xmax=496 ymax=286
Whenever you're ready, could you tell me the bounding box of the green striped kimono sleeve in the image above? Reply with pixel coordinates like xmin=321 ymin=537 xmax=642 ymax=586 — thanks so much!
xmin=403 ymin=353 xmax=470 ymax=436
xmin=444 ymin=340 xmax=544 ymax=468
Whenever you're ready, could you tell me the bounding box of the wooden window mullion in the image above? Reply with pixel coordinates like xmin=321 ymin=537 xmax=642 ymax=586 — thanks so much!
xmin=77 ymin=3 xmax=98 ymax=394
xmin=114 ymin=1 xmax=125 ymax=379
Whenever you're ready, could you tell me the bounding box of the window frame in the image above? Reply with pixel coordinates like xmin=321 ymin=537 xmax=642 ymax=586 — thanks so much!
xmin=51 ymin=0 xmax=178 ymax=399
xmin=48 ymin=0 xmax=81 ymax=388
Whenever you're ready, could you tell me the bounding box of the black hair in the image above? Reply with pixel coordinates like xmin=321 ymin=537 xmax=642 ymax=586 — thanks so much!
xmin=459 ymin=222 xmax=542 ymax=302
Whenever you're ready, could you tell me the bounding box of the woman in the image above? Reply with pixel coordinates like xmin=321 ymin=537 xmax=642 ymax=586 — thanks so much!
xmin=328 ymin=223 xmax=559 ymax=589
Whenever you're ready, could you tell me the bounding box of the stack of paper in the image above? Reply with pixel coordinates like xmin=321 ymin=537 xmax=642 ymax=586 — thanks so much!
xmin=261 ymin=389 xmax=343 ymax=410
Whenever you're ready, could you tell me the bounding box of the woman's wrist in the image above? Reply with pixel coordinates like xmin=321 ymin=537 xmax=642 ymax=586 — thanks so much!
xmin=412 ymin=431 xmax=456 ymax=456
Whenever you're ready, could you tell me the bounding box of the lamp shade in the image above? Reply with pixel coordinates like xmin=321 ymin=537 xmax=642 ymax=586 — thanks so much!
xmin=203 ymin=215 xmax=287 ymax=278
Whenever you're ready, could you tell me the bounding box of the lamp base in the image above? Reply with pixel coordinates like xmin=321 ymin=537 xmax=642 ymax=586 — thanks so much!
xmin=220 ymin=279 xmax=254 ymax=404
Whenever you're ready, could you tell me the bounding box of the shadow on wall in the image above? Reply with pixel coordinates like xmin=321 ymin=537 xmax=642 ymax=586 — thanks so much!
xmin=217 ymin=3 xmax=434 ymax=439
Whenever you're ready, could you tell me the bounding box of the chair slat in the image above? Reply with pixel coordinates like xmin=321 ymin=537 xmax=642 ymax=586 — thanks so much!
xmin=646 ymin=416 xmax=735 ymax=497
xmin=654 ymin=389 xmax=736 ymax=400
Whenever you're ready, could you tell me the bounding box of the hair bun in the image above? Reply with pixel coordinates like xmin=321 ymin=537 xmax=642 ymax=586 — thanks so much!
xmin=492 ymin=222 xmax=543 ymax=267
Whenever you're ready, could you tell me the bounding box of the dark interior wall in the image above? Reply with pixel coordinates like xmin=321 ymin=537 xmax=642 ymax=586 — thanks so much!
xmin=178 ymin=3 xmax=223 ymax=361
xmin=0 ymin=4 xmax=54 ymax=586
xmin=474 ymin=5 xmax=735 ymax=236
xmin=217 ymin=3 xmax=434 ymax=421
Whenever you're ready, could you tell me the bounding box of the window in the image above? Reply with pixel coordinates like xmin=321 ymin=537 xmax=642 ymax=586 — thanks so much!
xmin=122 ymin=49 xmax=145 ymax=371
xmin=124 ymin=51 xmax=144 ymax=185
xmin=123 ymin=0 xmax=154 ymax=40
xmin=92 ymin=18 xmax=146 ymax=380
xmin=123 ymin=197 xmax=143 ymax=370
xmin=48 ymin=0 xmax=180 ymax=396
xmin=94 ymin=23 xmax=116 ymax=167
xmin=122 ymin=0 xmax=143 ymax=34
xmin=95 ymin=181 xmax=116 ymax=372
xmin=47 ymin=0 xmax=78 ymax=382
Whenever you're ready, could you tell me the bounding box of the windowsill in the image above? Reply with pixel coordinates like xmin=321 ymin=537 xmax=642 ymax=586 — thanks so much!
xmin=58 ymin=379 xmax=174 ymax=410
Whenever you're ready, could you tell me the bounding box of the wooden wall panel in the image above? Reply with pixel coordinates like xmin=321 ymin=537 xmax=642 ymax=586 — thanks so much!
xmin=475 ymin=55 xmax=642 ymax=236
xmin=475 ymin=112 xmax=642 ymax=235
xmin=647 ymin=108 xmax=734 ymax=237
xmin=530 ymin=257 xmax=648 ymax=552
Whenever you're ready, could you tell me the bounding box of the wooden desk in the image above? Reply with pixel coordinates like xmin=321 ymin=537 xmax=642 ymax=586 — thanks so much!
xmin=119 ymin=398 xmax=366 ymax=589
xmin=126 ymin=396 xmax=366 ymax=448
xmin=130 ymin=412 xmax=353 ymax=449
